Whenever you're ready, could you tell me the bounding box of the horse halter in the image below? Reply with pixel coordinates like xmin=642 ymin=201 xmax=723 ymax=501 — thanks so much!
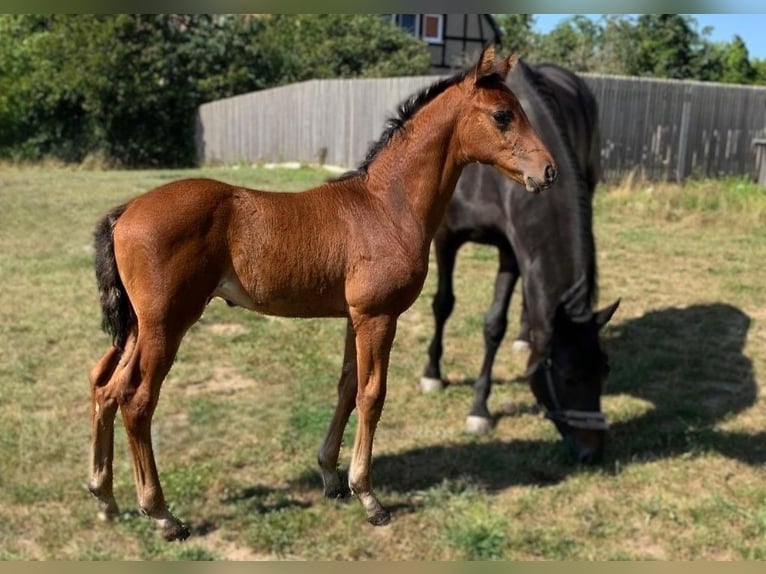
xmin=532 ymin=356 xmax=609 ymax=431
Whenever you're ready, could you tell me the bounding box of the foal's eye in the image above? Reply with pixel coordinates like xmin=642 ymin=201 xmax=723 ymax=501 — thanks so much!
xmin=492 ymin=110 xmax=512 ymax=129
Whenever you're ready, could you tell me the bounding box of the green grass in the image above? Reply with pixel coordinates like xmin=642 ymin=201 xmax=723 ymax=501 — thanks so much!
xmin=1 ymin=165 xmax=765 ymax=559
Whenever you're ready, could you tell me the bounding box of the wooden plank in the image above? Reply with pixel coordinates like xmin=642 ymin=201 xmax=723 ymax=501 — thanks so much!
xmin=196 ymin=74 xmax=766 ymax=182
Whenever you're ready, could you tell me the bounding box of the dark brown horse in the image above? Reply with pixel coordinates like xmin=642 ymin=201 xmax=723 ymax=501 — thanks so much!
xmin=421 ymin=60 xmax=619 ymax=462
xmin=87 ymin=46 xmax=557 ymax=540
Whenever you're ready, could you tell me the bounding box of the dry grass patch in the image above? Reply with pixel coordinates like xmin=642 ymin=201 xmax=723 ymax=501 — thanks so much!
xmin=1 ymin=166 xmax=764 ymax=559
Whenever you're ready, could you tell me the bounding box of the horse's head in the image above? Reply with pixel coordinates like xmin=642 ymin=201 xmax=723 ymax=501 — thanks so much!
xmin=527 ymin=280 xmax=620 ymax=464
xmin=456 ymin=45 xmax=557 ymax=193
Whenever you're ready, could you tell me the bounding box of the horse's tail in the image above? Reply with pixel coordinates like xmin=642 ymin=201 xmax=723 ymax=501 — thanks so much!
xmin=93 ymin=204 xmax=134 ymax=350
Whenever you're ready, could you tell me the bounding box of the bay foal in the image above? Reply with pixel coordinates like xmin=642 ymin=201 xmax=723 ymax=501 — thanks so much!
xmin=88 ymin=46 xmax=557 ymax=540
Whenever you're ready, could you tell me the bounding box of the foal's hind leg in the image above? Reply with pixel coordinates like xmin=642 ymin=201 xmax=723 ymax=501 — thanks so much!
xmin=421 ymin=231 xmax=461 ymax=392
xmin=119 ymin=323 xmax=190 ymax=541
xmin=317 ymin=320 xmax=356 ymax=499
xmin=466 ymin=248 xmax=519 ymax=434
xmin=88 ymin=343 xmax=126 ymax=521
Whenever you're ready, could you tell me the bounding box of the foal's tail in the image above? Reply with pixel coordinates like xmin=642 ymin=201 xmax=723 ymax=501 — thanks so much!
xmin=93 ymin=204 xmax=134 ymax=351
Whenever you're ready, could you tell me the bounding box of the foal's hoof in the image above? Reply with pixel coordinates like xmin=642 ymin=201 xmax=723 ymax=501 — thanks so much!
xmin=86 ymin=483 xmax=120 ymax=522
xmin=96 ymin=501 xmax=120 ymax=523
xmin=161 ymin=520 xmax=191 ymax=542
xmin=419 ymin=376 xmax=444 ymax=393
xmin=153 ymin=511 xmax=191 ymax=541
xmin=367 ymin=508 xmax=391 ymax=526
xmin=511 ymin=339 xmax=530 ymax=353
xmin=465 ymin=415 xmax=492 ymax=434
xmin=324 ymin=485 xmax=351 ymax=500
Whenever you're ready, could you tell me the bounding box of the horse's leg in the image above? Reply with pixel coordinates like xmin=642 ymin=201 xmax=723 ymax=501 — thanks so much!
xmin=119 ymin=320 xmax=190 ymax=541
xmin=348 ymin=311 xmax=396 ymax=525
xmin=88 ymin=342 xmax=128 ymax=521
xmin=511 ymin=294 xmax=531 ymax=353
xmin=421 ymin=231 xmax=460 ymax=392
xmin=466 ymin=248 xmax=519 ymax=434
xmin=317 ymin=319 xmax=356 ymax=499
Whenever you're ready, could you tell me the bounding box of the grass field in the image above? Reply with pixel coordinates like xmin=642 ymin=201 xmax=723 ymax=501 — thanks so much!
xmin=0 ymin=165 xmax=765 ymax=560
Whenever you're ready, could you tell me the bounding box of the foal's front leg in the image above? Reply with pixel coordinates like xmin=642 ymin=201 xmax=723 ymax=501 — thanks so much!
xmin=348 ymin=311 xmax=397 ymax=525
xmin=317 ymin=320 xmax=357 ymax=498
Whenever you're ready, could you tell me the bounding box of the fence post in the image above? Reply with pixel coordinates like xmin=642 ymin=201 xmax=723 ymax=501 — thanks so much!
xmin=676 ymin=88 xmax=692 ymax=182
xmin=753 ymin=139 xmax=766 ymax=186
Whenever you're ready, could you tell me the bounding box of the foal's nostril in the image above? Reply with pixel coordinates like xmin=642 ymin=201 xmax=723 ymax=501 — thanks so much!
xmin=545 ymin=164 xmax=557 ymax=184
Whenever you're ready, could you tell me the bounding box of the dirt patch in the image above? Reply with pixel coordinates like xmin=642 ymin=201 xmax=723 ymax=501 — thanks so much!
xmin=182 ymin=365 xmax=259 ymax=397
xmin=194 ymin=529 xmax=300 ymax=561
xmin=622 ymin=533 xmax=668 ymax=560
xmin=205 ymin=323 xmax=248 ymax=337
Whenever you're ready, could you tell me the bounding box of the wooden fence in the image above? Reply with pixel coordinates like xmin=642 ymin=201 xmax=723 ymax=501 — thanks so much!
xmin=196 ymin=73 xmax=766 ymax=182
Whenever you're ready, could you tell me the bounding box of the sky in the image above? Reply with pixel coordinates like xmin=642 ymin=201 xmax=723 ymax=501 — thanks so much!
xmin=533 ymin=14 xmax=766 ymax=60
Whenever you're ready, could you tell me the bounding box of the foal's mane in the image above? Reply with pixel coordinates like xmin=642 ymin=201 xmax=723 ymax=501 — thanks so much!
xmin=334 ymin=70 xmax=471 ymax=182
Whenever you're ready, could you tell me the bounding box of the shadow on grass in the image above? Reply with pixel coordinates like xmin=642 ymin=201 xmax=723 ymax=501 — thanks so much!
xmin=291 ymin=437 xmax=577 ymax=498
xmin=217 ymin=483 xmax=313 ymax=516
xmin=288 ymin=302 xmax=763 ymax=496
xmin=604 ymin=302 xmax=763 ymax=465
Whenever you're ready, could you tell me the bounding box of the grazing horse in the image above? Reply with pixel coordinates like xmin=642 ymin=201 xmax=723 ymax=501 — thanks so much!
xmin=420 ymin=60 xmax=619 ymax=463
xmin=87 ymin=46 xmax=557 ymax=540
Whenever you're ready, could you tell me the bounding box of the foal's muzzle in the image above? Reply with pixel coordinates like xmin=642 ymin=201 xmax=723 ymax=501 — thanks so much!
xmin=525 ymin=163 xmax=557 ymax=194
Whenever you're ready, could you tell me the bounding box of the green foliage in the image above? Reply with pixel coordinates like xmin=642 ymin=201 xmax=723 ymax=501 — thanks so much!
xmin=720 ymin=35 xmax=756 ymax=84
xmin=3 ymin=13 xmax=765 ymax=170
xmin=447 ymin=520 xmax=508 ymax=560
xmin=502 ymin=13 xmax=764 ymax=84
xmin=632 ymin=14 xmax=699 ymax=79
xmin=533 ymin=15 xmax=602 ymax=72
xmin=423 ymin=479 xmax=511 ymax=560
xmin=753 ymin=59 xmax=766 ymax=83
xmin=592 ymin=15 xmax=643 ymax=75
xmin=259 ymin=15 xmax=430 ymax=82
xmin=494 ymin=14 xmax=535 ymax=56
xmin=0 ymin=14 xmax=429 ymax=167
xmin=247 ymin=505 xmax=320 ymax=557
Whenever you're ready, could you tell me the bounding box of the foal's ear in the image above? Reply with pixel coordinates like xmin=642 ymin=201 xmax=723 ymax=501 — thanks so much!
xmin=594 ymin=299 xmax=621 ymax=330
xmin=496 ymin=52 xmax=519 ymax=80
xmin=475 ymin=43 xmax=497 ymax=79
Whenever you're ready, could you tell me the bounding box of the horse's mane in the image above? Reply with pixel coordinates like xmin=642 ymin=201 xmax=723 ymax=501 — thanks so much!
xmin=333 ymin=70 xmax=471 ymax=182
xmin=520 ymin=61 xmax=599 ymax=310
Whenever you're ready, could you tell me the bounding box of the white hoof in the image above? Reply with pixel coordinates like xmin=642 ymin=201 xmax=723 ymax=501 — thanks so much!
xmin=511 ymin=339 xmax=530 ymax=353
xmin=465 ymin=415 xmax=492 ymax=434
xmin=419 ymin=377 xmax=444 ymax=393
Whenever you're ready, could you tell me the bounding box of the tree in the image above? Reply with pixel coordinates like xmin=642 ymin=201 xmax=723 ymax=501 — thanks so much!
xmin=257 ymin=15 xmax=430 ymax=83
xmin=694 ymin=41 xmax=726 ymax=82
xmin=531 ymin=15 xmax=600 ymax=72
xmin=594 ymin=15 xmax=642 ymax=75
xmin=494 ymin=14 xmax=537 ymax=56
xmin=0 ymin=14 xmax=430 ymax=166
xmin=753 ymin=59 xmax=766 ymax=84
xmin=720 ymin=35 xmax=756 ymax=84
xmin=633 ymin=14 xmax=699 ymax=79
xmin=490 ymin=13 xmax=762 ymax=85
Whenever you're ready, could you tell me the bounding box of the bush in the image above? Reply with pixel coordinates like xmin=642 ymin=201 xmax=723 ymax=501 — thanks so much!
xmin=0 ymin=15 xmax=430 ymax=167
